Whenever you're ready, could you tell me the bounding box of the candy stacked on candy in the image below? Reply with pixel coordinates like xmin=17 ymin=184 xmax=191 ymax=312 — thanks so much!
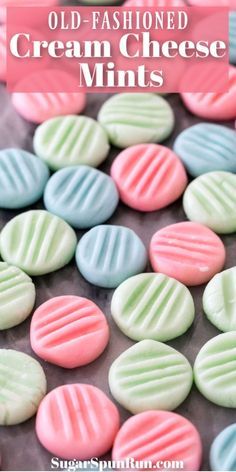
xmin=0 ymin=0 xmax=235 ymax=469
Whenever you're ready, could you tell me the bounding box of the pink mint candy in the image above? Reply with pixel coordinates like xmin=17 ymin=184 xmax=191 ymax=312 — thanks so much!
xmin=112 ymin=410 xmax=202 ymax=471
xmin=111 ymin=144 xmax=187 ymax=212
xmin=150 ymin=221 xmax=226 ymax=286
xmin=181 ymin=66 xmax=236 ymax=121
xmin=12 ymin=70 xmax=86 ymax=124
xmin=30 ymin=295 xmax=109 ymax=368
xmin=36 ymin=384 xmax=120 ymax=460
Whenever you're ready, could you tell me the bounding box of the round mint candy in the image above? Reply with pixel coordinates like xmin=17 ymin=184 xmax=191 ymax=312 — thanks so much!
xmin=0 ymin=210 xmax=77 ymax=276
xmin=0 ymin=349 xmax=46 ymax=425
xmin=34 ymin=115 xmax=110 ymax=171
xmin=0 ymin=148 xmax=49 ymax=209
xmin=111 ymin=273 xmax=194 ymax=342
xmin=98 ymin=93 xmax=175 ymax=148
xmin=194 ymin=332 xmax=236 ymax=408
xmin=109 ymin=339 xmax=193 ymax=413
xmin=0 ymin=262 xmax=35 ymax=330
xmin=203 ymin=267 xmax=236 ymax=332
xmin=44 ymin=166 xmax=119 ymax=228
xmin=174 ymin=124 xmax=236 ymax=177
xmin=76 ymin=225 xmax=147 ymax=288
xmin=210 ymin=424 xmax=236 ymax=471
xmin=183 ymin=171 xmax=236 ymax=234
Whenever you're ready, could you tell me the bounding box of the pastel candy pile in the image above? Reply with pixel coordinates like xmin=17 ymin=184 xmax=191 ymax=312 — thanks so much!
xmin=230 ymin=12 xmax=236 ymax=64
xmin=98 ymin=93 xmax=175 ymax=148
xmin=0 ymin=26 xmax=6 ymax=82
xmin=30 ymin=295 xmax=109 ymax=368
xmin=194 ymin=332 xmax=236 ymax=408
xmin=0 ymin=262 xmax=35 ymax=330
xmin=36 ymin=384 xmax=120 ymax=459
xmin=76 ymin=225 xmax=147 ymax=288
xmin=44 ymin=166 xmax=119 ymax=228
xmin=203 ymin=267 xmax=236 ymax=332
xmin=0 ymin=210 xmax=77 ymax=276
xmin=173 ymin=124 xmax=236 ymax=177
xmin=109 ymin=339 xmax=193 ymax=413
xmin=149 ymin=222 xmax=226 ymax=286
xmin=183 ymin=171 xmax=236 ymax=234
xmin=34 ymin=115 xmax=110 ymax=170
xmin=113 ymin=411 xmax=202 ymax=471
xmin=0 ymin=149 xmax=49 ymax=209
xmin=111 ymin=144 xmax=187 ymax=211
xmin=124 ymin=0 xmax=185 ymax=5
xmin=181 ymin=66 xmax=236 ymax=121
xmin=210 ymin=424 xmax=236 ymax=471
xmin=111 ymin=273 xmax=195 ymax=342
xmin=0 ymin=349 xmax=46 ymax=425
xmin=12 ymin=70 xmax=86 ymax=124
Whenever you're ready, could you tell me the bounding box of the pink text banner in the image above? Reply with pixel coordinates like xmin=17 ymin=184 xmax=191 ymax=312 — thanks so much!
xmin=6 ymin=6 xmax=229 ymax=93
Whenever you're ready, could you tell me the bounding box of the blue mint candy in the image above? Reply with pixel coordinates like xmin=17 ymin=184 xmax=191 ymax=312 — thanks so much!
xmin=173 ymin=123 xmax=236 ymax=177
xmin=230 ymin=12 xmax=236 ymax=65
xmin=210 ymin=424 xmax=236 ymax=471
xmin=44 ymin=166 xmax=119 ymax=229
xmin=0 ymin=148 xmax=49 ymax=209
xmin=76 ymin=225 xmax=148 ymax=288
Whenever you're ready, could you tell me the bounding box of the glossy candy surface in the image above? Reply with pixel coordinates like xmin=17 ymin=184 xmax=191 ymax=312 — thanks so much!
xmin=0 ymin=210 xmax=77 ymax=276
xmin=194 ymin=332 xmax=236 ymax=408
xmin=210 ymin=424 xmax=236 ymax=471
xmin=34 ymin=115 xmax=110 ymax=170
xmin=109 ymin=339 xmax=193 ymax=413
xmin=111 ymin=273 xmax=194 ymax=342
xmin=173 ymin=123 xmax=236 ymax=177
xmin=12 ymin=70 xmax=86 ymax=124
xmin=98 ymin=93 xmax=175 ymax=148
xmin=113 ymin=410 xmax=202 ymax=471
xmin=30 ymin=295 xmax=109 ymax=368
xmin=183 ymin=172 xmax=236 ymax=234
xmin=44 ymin=166 xmax=119 ymax=228
xmin=0 ymin=262 xmax=35 ymax=330
xmin=111 ymin=144 xmax=187 ymax=211
xmin=36 ymin=384 xmax=120 ymax=459
xmin=150 ymin=222 xmax=226 ymax=286
xmin=203 ymin=267 xmax=236 ymax=332
xmin=0 ymin=149 xmax=49 ymax=209
xmin=76 ymin=225 xmax=147 ymax=288
xmin=0 ymin=349 xmax=46 ymax=425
